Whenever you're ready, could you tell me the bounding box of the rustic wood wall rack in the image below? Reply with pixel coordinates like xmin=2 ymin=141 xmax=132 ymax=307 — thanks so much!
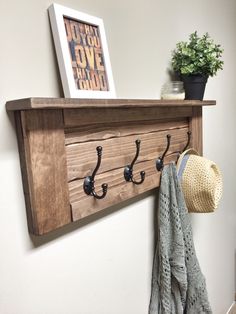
xmin=6 ymin=98 xmax=215 ymax=235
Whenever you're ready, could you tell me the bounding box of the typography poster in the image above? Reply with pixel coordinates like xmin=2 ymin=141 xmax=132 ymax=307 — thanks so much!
xmin=64 ymin=17 xmax=109 ymax=92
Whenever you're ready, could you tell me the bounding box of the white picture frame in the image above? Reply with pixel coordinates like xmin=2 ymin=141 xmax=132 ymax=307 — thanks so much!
xmin=48 ymin=3 xmax=116 ymax=98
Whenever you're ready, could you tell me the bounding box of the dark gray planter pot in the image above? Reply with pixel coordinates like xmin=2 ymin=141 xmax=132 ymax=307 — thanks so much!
xmin=181 ymin=74 xmax=208 ymax=100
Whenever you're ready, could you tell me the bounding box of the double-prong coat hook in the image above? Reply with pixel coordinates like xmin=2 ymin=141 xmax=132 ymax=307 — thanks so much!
xmin=83 ymin=146 xmax=108 ymax=199
xmin=124 ymin=139 xmax=145 ymax=185
xmin=171 ymin=130 xmax=192 ymax=159
xmin=182 ymin=131 xmax=191 ymax=152
xmin=156 ymin=134 xmax=171 ymax=171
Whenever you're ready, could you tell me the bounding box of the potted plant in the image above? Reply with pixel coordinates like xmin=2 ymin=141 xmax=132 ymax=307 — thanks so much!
xmin=171 ymin=31 xmax=223 ymax=100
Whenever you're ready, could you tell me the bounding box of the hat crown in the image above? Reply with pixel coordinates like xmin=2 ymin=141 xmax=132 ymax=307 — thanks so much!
xmin=177 ymin=150 xmax=223 ymax=213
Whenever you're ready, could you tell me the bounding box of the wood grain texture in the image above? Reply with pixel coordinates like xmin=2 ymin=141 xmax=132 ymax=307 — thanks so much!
xmin=65 ymin=118 xmax=188 ymax=145
xmin=18 ymin=110 xmax=71 ymax=235
xmin=7 ymin=98 xmax=212 ymax=234
xmin=63 ymin=107 xmax=192 ymax=127
xmin=71 ymin=171 xmax=161 ymax=220
xmin=6 ymin=97 xmax=216 ymax=111
xmin=15 ymin=112 xmax=35 ymax=234
xmin=189 ymin=107 xmax=203 ymax=154
xmin=67 ymin=118 xmax=190 ymax=221
xmin=66 ymin=125 xmax=189 ymax=181
xmin=70 ymin=154 xmax=178 ymax=220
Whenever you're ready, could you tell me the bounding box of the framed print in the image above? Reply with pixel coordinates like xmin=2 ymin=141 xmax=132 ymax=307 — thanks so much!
xmin=49 ymin=3 xmax=116 ymax=98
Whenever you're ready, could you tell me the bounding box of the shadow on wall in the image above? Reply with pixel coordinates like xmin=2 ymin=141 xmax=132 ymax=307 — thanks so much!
xmin=30 ymin=189 xmax=157 ymax=248
xmin=235 ymin=250 xmax=236 ymax=300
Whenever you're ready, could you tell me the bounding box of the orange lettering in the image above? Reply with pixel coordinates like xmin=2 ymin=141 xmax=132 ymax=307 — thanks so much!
xmin=84 ymin=47 xmax=95 ymax=70
xmin=99 ymin=72 xmax=108 ymax=91
xmin=75 ymin=45 xmax=87 ymax=68
xmin=94 ymin=48 xmax=105 ymax=71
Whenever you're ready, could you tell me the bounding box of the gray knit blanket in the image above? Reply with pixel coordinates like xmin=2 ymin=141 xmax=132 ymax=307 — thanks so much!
xmin=149 ymin=163 xmax=212 ymax=314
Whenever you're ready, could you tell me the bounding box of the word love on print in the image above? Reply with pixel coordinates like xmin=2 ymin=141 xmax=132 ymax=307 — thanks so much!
xmin=49 ymin=3 xmax=115 ymax=98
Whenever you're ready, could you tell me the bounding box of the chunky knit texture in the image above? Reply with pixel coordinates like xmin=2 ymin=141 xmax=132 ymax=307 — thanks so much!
xmin=149 ymin=163 xmax=212 ymax=314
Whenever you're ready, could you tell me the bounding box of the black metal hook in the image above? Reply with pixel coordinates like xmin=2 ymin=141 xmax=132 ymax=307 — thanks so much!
xmin=156 ymin=134 xmax=171 ymax=171
xmin=169 ymin=131 xmax=192 ymax=158
xmin=83 ymin=146 xmax=108 ymax=199
xmin=124 ymin=139 xmax=145 ymax=185
xmin=181 ymin=131 xmax=191 ymax=152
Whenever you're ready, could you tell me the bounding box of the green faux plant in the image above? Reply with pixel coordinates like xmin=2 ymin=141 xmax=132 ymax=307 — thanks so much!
xmin=171 ymin=31 xmax=224 ymax=77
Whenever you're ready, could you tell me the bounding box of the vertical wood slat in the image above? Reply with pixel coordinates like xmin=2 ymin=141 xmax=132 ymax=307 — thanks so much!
xmin=189 ymin=107 xmax=203 ymax=154
xmin=15 ymin=112 xmax=35 ymax=234
xmin=17 ymin=110 xmax=71 ymax=235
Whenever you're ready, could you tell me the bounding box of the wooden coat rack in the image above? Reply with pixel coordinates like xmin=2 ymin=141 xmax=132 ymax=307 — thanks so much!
xmin=6 ymin=98 xmax=215 ymax=235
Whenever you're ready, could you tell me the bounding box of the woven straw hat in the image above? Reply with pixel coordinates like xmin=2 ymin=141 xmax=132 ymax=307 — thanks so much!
xmin=176 ymin=149 xmax=223 ymax=213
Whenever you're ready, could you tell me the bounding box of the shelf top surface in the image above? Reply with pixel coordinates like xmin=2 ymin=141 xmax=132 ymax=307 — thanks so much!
xmin=6 ymin=97 xmax=216 ymax=111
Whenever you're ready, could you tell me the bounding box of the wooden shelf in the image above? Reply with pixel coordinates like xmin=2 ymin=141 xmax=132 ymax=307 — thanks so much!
xmin=6 ymin=97 xmax=216 ymax=110
xmin=6 ymin=98 xmax=215 ymax=235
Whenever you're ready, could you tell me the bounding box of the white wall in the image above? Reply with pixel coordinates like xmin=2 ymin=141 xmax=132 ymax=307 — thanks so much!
xmin=0 ymin=0 xmax=235 ymax=313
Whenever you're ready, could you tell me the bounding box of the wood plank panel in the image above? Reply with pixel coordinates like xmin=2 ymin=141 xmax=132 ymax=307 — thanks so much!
xmin=69 ymin=155 xmax=173 ymax=204
xmin=19 ymin=110 xmax=71 ymax=235
xmin=71 ymin=174 xmax=160 ymax=221
xmin=65 ymin=118 xmax=188 ymax=145
xmin=63 ymin=107 xmax=192 ymax=127
xmin=66 ymin=126 xmax=189 ymax=181
xmin=69 ymin=154 xmax=178 ymax=221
